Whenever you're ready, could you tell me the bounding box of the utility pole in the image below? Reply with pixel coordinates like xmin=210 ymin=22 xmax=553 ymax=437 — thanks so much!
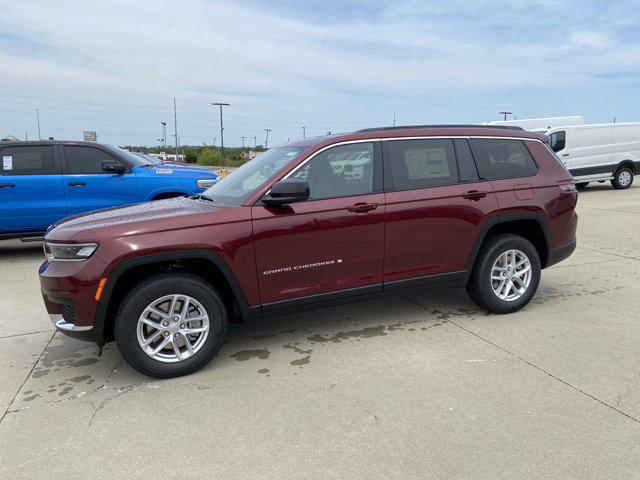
xmin=499 ymin=111 xmax=512 ymax=121
xmin=393 ymin=113 xmax=396 ymax=126
xmin=36 ymin=108 xmax=41 ymax=140
xmin=302 ymin=126 xmax=306 ymax=139
xmin=161 ymin=121 xmax=167 ymax=148
xmin=264 ymin=129 xmax=271 ymax=149
xmin=241 ymin=136 xmax=246 ymax=149
xmin=254 ymin=136 xmax=257 ymax=148
xmin=173 ymin=98 xmax=178 ymax=160
xmin=212 ymin=102 xmax=230 ymax=158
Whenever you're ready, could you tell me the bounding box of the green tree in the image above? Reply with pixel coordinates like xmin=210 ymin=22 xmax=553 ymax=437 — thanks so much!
xmin=184 ymin=148 xmax=198 ymax=164
xmin=197 ymin=148 xmax=222 ymax=166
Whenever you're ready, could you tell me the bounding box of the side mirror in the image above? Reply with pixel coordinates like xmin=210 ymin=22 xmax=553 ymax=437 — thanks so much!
xmin=262 ymin=179 xmax=309 ymax=206
xmin=102 ymin=161 xmax=126 ymax=174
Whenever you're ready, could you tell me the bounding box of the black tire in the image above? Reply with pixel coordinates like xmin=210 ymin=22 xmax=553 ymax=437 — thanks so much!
xmin=114 ymin=272 xmax=227 ymax=378
xmin=611 ymin=167 xmax=634 ymax=190
xmin=466 ymin=234 xmax=541 ymax=314
xmin=576 ymin=182 xmax=589 ymax=190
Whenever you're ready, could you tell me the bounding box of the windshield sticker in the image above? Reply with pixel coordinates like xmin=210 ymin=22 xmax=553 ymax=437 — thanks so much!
xmin=263 ymin=258 xmax=342 ymax=276
xmin=156 ymin=168 xmax=173 ymax=174
xmin=2 ymin=156 xmax=12 ymax=170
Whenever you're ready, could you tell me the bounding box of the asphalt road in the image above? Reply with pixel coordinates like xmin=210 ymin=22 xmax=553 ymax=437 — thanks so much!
xmin=1 ymin=183 xmax=639 ymax=479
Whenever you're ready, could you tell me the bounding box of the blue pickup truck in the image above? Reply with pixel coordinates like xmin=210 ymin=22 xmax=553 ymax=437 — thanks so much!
xmin=0 ymin=140 xmax=219 ymax=239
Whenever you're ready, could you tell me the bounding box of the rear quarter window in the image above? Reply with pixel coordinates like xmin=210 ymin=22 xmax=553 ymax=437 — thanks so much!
xmin=471 ymin=139 xmax=538 ymax=180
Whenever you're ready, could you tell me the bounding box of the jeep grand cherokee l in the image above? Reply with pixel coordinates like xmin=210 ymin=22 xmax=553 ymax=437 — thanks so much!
xmin=39 ymin=125 xmax=578 ymax=378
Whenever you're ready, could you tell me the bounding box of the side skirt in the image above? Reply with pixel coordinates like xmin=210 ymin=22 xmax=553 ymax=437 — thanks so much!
xmin=245 ymin=270 xmax=469 ymax=322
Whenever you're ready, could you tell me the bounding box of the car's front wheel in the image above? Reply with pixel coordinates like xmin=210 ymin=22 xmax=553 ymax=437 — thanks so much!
xmin=114 ymin=272 xmax=227 ymax=378
xmin=467 ymin=234 xmax=541 ymax=314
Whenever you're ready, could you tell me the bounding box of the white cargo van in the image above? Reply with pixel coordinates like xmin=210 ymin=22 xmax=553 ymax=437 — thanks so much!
xmin=482 ymin=116 xmax=585 ymax=134
xmin=546 ymin=123 xmax=640 ymax=189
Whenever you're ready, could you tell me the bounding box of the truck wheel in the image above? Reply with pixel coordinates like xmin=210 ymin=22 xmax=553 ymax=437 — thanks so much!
xmin=576 ymin=182 xmax=589 ymax=190
xmin=611 ymin=167 xmax=634 ymax=189
xmin=467 ymin=234 xmax=541 ymax=314
xmin=114 ymin=272 xmax=227 ymax=378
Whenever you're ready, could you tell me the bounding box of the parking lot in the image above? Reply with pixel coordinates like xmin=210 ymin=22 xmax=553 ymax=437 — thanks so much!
xmin=0 ymin=184 xmax=639 ymax=479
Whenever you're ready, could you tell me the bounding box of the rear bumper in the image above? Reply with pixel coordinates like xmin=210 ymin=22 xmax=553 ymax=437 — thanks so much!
xmin=546 ymin=239 xmax=576 ymax=268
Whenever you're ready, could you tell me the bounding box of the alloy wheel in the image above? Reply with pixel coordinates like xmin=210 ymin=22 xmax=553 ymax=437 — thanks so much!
xmin=490 ymin=249 xmax=532 ymax=302
xmin=136 ymin=294 xmax=210 ymax=363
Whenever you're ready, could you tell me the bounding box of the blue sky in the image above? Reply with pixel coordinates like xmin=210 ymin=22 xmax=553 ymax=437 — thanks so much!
xmin=1 ymin=0 xmax=639 ymax=147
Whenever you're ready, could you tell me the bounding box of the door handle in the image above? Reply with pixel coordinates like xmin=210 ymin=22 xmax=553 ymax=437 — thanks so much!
xmin=462 ymin=190 xmax=487 ymax=201
xmin=562 ymin=154 xmax=570 ymax=157
xmin=68 ymin=181 xmax=86 ymax=187
xmin=347 ymin=202 xmax=378 ymax=213
xmin=0 ymin=183 xmax=15 ymax=188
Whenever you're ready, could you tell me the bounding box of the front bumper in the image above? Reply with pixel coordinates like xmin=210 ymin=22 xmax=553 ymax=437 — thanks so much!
xmin=40 ymin=257 xmax=107 ymax=343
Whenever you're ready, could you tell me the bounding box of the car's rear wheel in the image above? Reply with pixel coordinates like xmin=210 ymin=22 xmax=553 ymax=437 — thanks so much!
xmin=114 ymin=272 xmax=227 ymax=378
xmin=467 ymin=234 xmax=541 ymax=314
xmin=611 ymin=167 xmax=634 ymax=189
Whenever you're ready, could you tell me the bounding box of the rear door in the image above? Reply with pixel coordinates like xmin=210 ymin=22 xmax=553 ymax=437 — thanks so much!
xmin=252 ymin=141 xmax=385 ymax=306
xmin=0 ymin=144 xmax=66 ymax=234
xmin=383 ymin=137 xmax=498 ymax=286
xmin=61 ymin=145 xmax=138 ymax=215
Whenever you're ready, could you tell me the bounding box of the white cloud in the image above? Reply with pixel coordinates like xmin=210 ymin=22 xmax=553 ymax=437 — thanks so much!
xmin=0 ymin=0 xmax=638 ymax=144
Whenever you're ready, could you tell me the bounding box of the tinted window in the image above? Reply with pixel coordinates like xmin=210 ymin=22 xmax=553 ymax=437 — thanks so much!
xmin=0 ymin=146 xmax=57 ymax=176
xmin=388 ymin=139 xmax=457 ymax=190
xmin=549 ymin=131 xmax=566 ymax=152
xmin=291 ymin=143 xmax=374 ymax=200
xmin=453 ymin=139 xmax=479 ymax=182
xmin=64 ymin=146 xmax=120 ymax=174
xmin=472 ymin=139 xmax=538 ymax=180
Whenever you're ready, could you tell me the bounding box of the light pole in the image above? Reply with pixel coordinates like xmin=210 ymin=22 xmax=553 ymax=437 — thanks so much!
xmin=212 ymin=102 xmax=230 ymax=158
xmin=161 ymin=121 xmax=167 ymax=148
xmin=499 ymin=111 xmax=513 ymax=121
xmin=254 ymin=136 xmax=257 ymax=148
xmin=241 ymin=136 xmax=246 ymax=149
xmin=302 ymin=126 xmax=306 ymax=139
xmin=264 ymin=129 xmax=271 ymax=149
xmin=36 ymin=108 xmax=41 ymax=140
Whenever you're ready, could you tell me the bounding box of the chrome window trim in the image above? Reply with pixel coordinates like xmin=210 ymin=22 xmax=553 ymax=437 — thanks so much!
xmin=282 ymin=136 xmax=545 ymax=180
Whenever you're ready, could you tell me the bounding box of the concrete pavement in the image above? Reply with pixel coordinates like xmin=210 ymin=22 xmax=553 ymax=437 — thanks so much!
xmin=1 ymin=183 xmax=639 ymax=479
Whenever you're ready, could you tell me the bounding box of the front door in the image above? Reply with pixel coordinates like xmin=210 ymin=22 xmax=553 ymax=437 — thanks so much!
xmin=383 ymin=138 xmax=498 ymax=285
xmin=0 ymin=144 xmax=66 ymax=234
xmin=61 ymin=145 xmax=138 ymax=215
xmin=252 ymin=141 xmax=385 ymax=307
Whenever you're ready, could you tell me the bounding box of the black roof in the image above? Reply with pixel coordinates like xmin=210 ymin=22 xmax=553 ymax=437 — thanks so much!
xmin=355 ymin=124 xmax=524 ymax=133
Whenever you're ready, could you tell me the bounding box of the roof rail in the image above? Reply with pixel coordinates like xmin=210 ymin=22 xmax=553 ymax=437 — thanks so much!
xmin=355 ymin=124 xmax=525 ymax=133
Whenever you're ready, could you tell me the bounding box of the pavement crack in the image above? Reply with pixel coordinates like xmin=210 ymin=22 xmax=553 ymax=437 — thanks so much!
xmin=0 ymin=331 xmax=55 ymax=424
xmin=0 ymin=329 xmax=54 ymax=340
xmin=577 ymin=246 xmax=640 ymax=262
xmin=404 ymin=296 xmax=640 ymax=425
xmin=616 ymin=372 xmax=640 ymax=408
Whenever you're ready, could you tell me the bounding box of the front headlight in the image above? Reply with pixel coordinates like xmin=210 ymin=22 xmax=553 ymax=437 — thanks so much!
xmin=197 ymin=178 xmax=218 ymax=189
xmin=43 ymin=242 xmax=99 ymax=261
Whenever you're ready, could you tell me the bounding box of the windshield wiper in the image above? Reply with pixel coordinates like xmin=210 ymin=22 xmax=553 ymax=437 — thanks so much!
xmin=191 ymin=193 xmax=216 ymax=203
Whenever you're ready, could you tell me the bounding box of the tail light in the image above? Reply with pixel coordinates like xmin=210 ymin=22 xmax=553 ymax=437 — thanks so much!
xmin=557 ymin=180 xmax=576 ymax=192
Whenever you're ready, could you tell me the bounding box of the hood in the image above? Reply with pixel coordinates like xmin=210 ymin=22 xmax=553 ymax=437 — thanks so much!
xmin=45 ymin=196 xmax=237 ymax=242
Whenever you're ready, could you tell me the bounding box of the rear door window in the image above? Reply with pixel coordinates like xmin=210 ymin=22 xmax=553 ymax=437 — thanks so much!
xmin=64 ymin=146 xmax=122 ymax=174
xmin=471 ymin=139 xmax=538 ymax=180
xmin=1 ymin=146 xmax=58 ymax=175
xmin=387 ymin=139 xmax=458 ymax=190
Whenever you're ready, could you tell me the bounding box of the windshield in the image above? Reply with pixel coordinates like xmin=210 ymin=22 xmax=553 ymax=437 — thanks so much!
xmin=202 ymin=146 xmax=307 ymax=205
xmin=106 ymin=145 xmax=152 ymax=166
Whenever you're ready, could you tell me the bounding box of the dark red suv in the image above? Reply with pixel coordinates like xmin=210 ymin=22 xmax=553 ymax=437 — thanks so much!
xmin=39 ymin=126 xmax=578 ymax=377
